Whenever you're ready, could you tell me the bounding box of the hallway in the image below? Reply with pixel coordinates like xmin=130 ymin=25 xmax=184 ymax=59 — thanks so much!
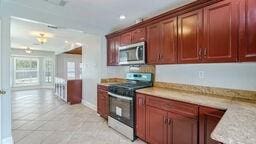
xmin=11 ymin=89 xmax=144 ymax=144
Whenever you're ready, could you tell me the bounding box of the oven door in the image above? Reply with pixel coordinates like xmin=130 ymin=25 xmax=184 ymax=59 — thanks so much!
xmin=108 ymin=92 xmax=134 ymax=128
xmin=119 ymin=42 xmax=145 ymax=65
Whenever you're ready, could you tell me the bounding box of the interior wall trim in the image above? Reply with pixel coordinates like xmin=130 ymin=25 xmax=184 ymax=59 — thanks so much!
xmin=82 ymin=99 xmax=97 ymax=111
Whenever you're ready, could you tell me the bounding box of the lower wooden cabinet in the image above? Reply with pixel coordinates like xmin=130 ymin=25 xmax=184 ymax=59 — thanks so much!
xmin=136 ymin=94 xmax=146 ymax=141
xmin=146 ymin=106 xmax=168 ymax=144
xmin=199 ymin=106 xmax=225 ymax=144
xmin=136 ymin=93 xmax=225 ymax=144
xmin=97 ymin=85 xmax=109 ymax=119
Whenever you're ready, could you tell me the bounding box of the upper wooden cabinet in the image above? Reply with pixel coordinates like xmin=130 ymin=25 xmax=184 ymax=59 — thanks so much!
xmin=107 ymin=36 xmax=120 ymax=66
xmin=120 ymin=32 xmax=132 ymax=46
xmin=178 ymin=0 xmax=239 ymax=64
xmin=147 ymin=23 xmax=161 ymax=64
xmin=147 ymin=17 xmax=178 ymax=64
xmin=178 ymin=10 xmax=203 ymax=64
xmin=120 ymin=28 xmax=146 ymax=46
xmin=106 ymin=0 xmax=256 ymax=65
xmin=203 ymin=0 xmax=239 ymax=63
xmin=239 ymin=0 xmax=256 ymax=61
xmin=132 ymin=28 xmax=146 ymax=43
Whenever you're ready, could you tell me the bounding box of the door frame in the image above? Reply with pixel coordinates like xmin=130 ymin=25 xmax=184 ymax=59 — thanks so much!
xmin=0 ymin=16 xmax=12 ymax=144
xmin=0 ymin=17 xmax=2 ymax=144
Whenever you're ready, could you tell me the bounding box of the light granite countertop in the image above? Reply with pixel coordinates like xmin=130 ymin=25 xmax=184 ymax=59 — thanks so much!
xmin=136 ymin=87 xmax=256 ymax=144
xmin=98 ymin=82 xmax=122 ymax=87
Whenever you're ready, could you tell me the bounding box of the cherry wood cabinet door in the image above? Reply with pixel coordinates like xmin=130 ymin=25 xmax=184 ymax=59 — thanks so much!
xmin=203 ymin=0 xmax=239 ymax=63
xmin=147 ymin=23 xmax=161 ymax=64
xmin=97 ymin=88 xmax=109 ymax=119
xmin=107 ymin=37 xmax=115 ymax=66
xmin=239 ymin=0 xmax=256 ymax=61
xmin=178 ymin=9 xmax=203 ymax=63
xmin=102 ymin=91 xmax=109 ymax=119
xmin=168 ymin=113 xmax=198 ymax=144
xmin=132 ymin=28 xmax=146 ymax=43
xmin=199 ymin=107 xmax=225 ymax=144
xmin=160 ymin=18 xmax=178 ymax=64
xmin=136 ymin=94 xmax=146 ymax=141
xmin=107 ymin=36 xmax=120 ymax=66
xmin=146 ymin=106 xmax=168 ymax=144
xmin=120 ymin=32 xmax=132 ymax=46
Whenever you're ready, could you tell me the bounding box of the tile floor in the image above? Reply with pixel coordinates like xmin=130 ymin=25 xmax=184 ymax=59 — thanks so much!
xmin=12 ymin=89 xmax=145 ymax=144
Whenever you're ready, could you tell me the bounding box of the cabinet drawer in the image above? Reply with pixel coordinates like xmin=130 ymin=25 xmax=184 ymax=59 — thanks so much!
xmin=97 ymin=84 xmax=108 ymax=91
xmin=146 ymin=96 xmax=198 ymax=117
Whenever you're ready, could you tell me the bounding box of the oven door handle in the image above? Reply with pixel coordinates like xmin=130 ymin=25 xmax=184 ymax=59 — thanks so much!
xmin=108 ymin=92 xmax=133 ymax=101
xmin=136 ymin=46 xmax=139 ymax=60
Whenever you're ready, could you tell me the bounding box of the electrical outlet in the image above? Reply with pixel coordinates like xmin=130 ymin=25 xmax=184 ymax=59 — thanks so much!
xmin=198 ymin=71 xmax=205 ymax=79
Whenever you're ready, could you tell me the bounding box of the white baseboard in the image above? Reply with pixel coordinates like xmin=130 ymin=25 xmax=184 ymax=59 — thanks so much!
xmin=2 ymin=136 xmax=13 ymax=144
xmin=82 ymin=99 xmax=97 ymax=111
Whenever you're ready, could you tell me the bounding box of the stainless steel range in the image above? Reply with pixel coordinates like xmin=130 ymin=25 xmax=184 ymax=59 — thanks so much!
xmin=108 ymin=72 xmax=153 ymax=141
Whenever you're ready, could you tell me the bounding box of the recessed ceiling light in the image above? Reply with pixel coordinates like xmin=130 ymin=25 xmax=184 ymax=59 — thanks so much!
xmin=65 ymin=40 xmax=69 ymax=44
xmin=120 ymin=15 xmax=126 ymax=20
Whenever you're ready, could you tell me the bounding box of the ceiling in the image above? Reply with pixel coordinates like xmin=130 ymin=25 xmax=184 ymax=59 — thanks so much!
xmin=11 ymin=17 xmax=87 ymax=54
xmin=4 ymin=0 xmax=195 ymax=33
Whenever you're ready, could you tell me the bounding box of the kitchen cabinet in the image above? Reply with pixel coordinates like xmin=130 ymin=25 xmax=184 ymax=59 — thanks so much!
xmin=97 ymin=84 xmax=109 ymax=119
xmin=147 ymin=23 xmax=161 ymax=64
xmin=203 ymin=0 xmax=239 ymax=63
xmin=131 ymin=28 xmax=146 ymax=43
xmin=139 ymin=94 xmax=198 ymax=144
xmin=120 ymin=32 xmax=132 ymax=46
xmin=107 ymin=36 xmax=120 ymax=66
xmin=160 ymin=18 xmax=178 ymax=64
xmin=147 ymin=17 xmax=178 ymax=64
xmin=106 ymin=0 xmax=249 ymax=65
xmin=146 ymin=106 xmax=168 ymax=144
xmin=239 ymin=0 xmax=256 ymax=61
xmin=136 ymin=94 xmax=146 ymax=141
xmin=199 ymin=106 xmax=225 ymax=144
xmin=168 ymin=112 xmax=198 ymax=144
xmin=178 ymin=9 xmax=203 ymax=64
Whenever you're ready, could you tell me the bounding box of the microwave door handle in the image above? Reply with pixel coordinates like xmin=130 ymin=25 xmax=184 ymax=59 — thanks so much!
xmin=108 ymin=92 xmax=133 ymax=101
xmin=136 ymin=47 xmax=139 ymax=60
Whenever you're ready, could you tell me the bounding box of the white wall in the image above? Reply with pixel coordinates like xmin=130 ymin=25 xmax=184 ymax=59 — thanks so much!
xmin=56 ymin=53 xmax=82 ymax=80
xmin=10 ymin=48 xmax=55 ymax=89
xmin=82 ymin=35 xmax=129 ymax=109
xmin=156 ymin=63 xmax=256 ymax=91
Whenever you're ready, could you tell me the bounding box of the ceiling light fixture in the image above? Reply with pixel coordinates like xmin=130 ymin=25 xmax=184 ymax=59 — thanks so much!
xmin=37 ymin=33 xmax=48 ymax=45
xmin=120 ymin=15 xmax=126 ymax=20
xmin=75 ymin=42 xmax=82 ymax=46
xmin=65 ymin=40 xmax=69 ymax=44
xmin=25 ymin=47 xmax=32 ymax=54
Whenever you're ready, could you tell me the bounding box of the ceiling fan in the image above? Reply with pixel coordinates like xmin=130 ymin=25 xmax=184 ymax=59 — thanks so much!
xmin=44 ymin=0 xmax=68 ymax=7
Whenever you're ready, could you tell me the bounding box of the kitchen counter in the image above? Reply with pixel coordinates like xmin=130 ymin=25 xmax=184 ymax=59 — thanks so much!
xmin=136 ymin=87 xmax=256 ymax=144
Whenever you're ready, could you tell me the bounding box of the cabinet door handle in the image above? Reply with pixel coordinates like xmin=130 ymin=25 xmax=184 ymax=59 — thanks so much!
xmin=198 ymin=49 xmax=202 ymax=60
xmin=164 ymin=117 xmax=168 ymax=125
xmin=168 ymin=119 xmax=172 ymax=125
xmin=204 ymin=48 xmax=207 ymax=57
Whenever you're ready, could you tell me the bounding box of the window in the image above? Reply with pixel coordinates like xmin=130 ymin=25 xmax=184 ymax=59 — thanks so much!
xmin=67 ymin=62 xmax=75 ymax=79
xmin=14 ymin=57 xmax=39 ymax=86
xmin=45 ymin=59 xmax=53 ymax=83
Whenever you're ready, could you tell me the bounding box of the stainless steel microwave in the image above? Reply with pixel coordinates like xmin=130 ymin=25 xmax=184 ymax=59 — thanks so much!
xmin=118 ymin=42 xmax=145 ymax=65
